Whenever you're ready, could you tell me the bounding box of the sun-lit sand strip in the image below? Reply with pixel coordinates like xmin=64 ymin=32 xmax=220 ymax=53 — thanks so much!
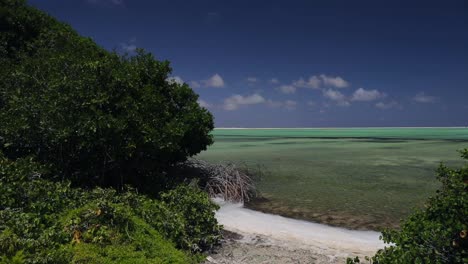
xmin=213 ymin=198 xmax=387 ymax=257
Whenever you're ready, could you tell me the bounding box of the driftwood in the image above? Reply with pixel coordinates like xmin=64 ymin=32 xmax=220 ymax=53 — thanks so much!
xmin=179 ymin=159 xmax=259 ymax=203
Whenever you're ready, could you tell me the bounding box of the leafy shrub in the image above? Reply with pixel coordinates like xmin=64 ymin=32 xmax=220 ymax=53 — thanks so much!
xmin=348 ymin=149 xmax=468 ymax=263
xmin=0 ymin=155 xmax=221 ymax=263
xmin=161 ymin=184 xmax=222 ymax=252
xmin=0 ymin=0 xmax=214 ymax=189
xmin=80 ymin=186 xmax=222 ymax=253
xmin=61 ymin=203 xmax=192 ymax=264
xmin=0 ymin=154 xmax=78 ymax=263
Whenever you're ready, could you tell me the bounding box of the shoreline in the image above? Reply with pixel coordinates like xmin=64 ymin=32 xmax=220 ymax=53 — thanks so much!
xmin=207 ymin=199 xmax=387 ymax=263
xmin=244 ymin=199 xmax=400 ymax=231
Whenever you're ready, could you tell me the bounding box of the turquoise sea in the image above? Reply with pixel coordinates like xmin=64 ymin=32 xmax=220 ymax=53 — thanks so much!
xmin=197 ymin=128 xmax=468 ymax=230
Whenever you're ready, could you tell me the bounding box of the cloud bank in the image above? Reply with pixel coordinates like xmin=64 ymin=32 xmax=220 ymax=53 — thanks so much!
xmin=413 ymin=92 xmax=436 ymax=103
xmin=279 ymin=74 xmax=349 ymax=94
xmin=190 ymin=73 xmax=225 ymax=88
xmin=351 ymin=88 xmax=386 ymax=102
xmin=375 ymin=101 xmax=402 ymax=110
xmin=223 ymin=93 xmax=265 ymax=110
xmin=322 ymin=89 xmax=349 ymax=106
xmin=197 ymin=99 xmax=211 ymax=108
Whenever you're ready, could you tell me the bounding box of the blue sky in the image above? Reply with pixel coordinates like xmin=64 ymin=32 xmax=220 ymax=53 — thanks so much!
xmin=30 ymin=0 xmax=468 ymax=127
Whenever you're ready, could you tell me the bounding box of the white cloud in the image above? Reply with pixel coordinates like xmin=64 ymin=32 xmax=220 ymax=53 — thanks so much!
xmin=189 ymin=74 xmax=225 ymax=88
xmin=320 ymin=74 xmax=349 ymax=88
xmin=323 ymin=89 xmax=346 ymax=101
xmin=266 ymin=99 xmax=298 ymax=110
xmin=203 ymin=73 xmax=225 ymax=88
xmin=284 ymin=100 xmax=297 ymax=110
xmin=120 ymin=38 xmax=137 ymax=53
xmin=375 ymin=101 xmax=402 ymax=110
xmin=292 ymin=76 xmax=321 ymax=89
xmin=223 ymin=93 xmax=265 ymax=110
xmin=278 ymin=85 xmax=296 ymax=94
xmin=322 ymin=89 xmax=349 ymax=106
xmin=289 ymin=74 xmax=349 ymax=91
xmin=189 ymin=81 xmax=201 ymax=88
xmin=322 ymin=87 xmax=387 ymax=106
xmin=351 ymin=88 xmax=386 ymax=102
xmin=167 ymin=76 xmax=184 ymax=85
xmin=197 ymin=99 xmax=211 ymax=108
xmin=247 ymin=77 xmax=258 ymax=83
xmin=269 ymin=78 xmax=279 ymax=84
xmin=413 ymin=92 xmax=436 ymax=103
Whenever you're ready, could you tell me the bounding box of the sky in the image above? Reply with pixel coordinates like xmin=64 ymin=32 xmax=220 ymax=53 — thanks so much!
xmin=29 ymin=0 xmax=468 ymax=127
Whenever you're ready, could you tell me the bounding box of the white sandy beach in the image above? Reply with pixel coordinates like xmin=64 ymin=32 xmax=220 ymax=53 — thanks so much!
xmin=205 ymin=199 xmax=387 ymax=264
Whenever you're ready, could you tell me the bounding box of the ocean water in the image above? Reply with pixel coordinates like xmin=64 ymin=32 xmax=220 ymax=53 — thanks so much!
xmin=197 ymin=128 xmax=468 ymax=230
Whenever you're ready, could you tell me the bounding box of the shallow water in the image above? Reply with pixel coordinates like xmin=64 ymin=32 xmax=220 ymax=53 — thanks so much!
xmin=197 ymin=128 xmax=468 ymax=230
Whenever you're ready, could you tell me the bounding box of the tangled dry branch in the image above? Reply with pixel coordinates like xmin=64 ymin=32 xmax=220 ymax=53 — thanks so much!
xmin=178 ymin=159 xmax=259 ymax=203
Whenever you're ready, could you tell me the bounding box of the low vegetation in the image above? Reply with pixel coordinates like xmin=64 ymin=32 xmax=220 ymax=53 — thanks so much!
xmin=348 ymin=149 xmax=468 ymax=263
xmin=0 ymin=154 xmax=221 ymax=263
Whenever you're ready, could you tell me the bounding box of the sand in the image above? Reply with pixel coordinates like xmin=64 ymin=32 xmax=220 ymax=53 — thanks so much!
xmin=204 ymin=199 xmax=387 ymax=264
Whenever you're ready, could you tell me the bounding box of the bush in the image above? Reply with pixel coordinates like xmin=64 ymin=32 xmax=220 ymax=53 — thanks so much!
xmin=0 ymin=0 xmax=214 ymax=189
xmin=0 ymin=155 xmax=221 ymax=263
xmin=0 ymin=154 xmax=80 ymax=263
xmin=61 ymin=202 xmax=192 ymax=264
xmin=348 ymin=149 xmax=468 ymax=264
xmin=161 ymin=185 xmax=222 ymax=252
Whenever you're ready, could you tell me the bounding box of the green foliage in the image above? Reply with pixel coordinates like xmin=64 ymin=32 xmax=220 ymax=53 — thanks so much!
xmin=0 ymin=0 xmax=214 ymax=189
xmin=348 ymin=149 xmax=468 ymax=263
xmin=0 ymin=155 xmax=80 ymax=263
xmin=0 ymin=1 xmax=220 ymax=263
xmin=0 ymin=0 xmax=58 ymax=59
xmin=161 ymin=185 xmax=222 ymax=252
xmin=61 ymin=204 xmax=192 ymax=264
xmin=0 ymin=250 xmax=24 ymax=264
xmin=0 ymin=155 xmax=221 ymax=263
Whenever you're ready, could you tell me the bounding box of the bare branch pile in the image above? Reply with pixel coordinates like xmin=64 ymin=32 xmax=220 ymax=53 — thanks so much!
xmin=180 ymin=159 xmax=259 ymax=203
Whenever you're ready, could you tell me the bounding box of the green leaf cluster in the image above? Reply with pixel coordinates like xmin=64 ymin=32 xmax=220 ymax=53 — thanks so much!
xmin=161 ymin=185 xmax=221 ymax=252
